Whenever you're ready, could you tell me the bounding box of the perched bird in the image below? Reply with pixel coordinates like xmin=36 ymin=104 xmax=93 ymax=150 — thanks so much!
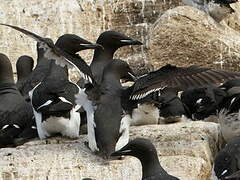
xmin=0 ymin=24 xmax=103 ymax=139
xmin=181 ymin=85 xmax=226 ymax=121
xmin=121 ymin=64 xmax=239 ymax=125
xmin=16 ymin=55 xmax=34 ymax=93
xmin=213 ymin=136 xmax=240 ymax=180
xmin=218 ymin=84 xmax=240 ymax=142
xmin=0 ymin=23 xmax=95 ymax=83
xmin=17 ymin=41 xmax=53 ymax=99
xmin=90 ymin=30 xmax=142 ymax=84
xmin=156 ymin=88 xmax=189 ymax=124
xmin=29 ymin=34 xmax=101 ymax=139
xmin=0 ymin=53 xmax=37 ymax=147
xmin=76 ymin=59 xmax=135 ymax=159
xmin=182 ymin=0 xmax=237 ymax=22
xmin=111 ymin=138 xmax=179 ymax=180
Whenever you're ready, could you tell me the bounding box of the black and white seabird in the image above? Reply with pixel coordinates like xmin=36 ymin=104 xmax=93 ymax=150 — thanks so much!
xmin=122 ymin=64 xmax=240 ymax=125
xmin=0 ymin=53 xmax=37 ymax=147
xmin=28 ymin=34 xmax=101 ymax=139
xmin=17 ymin=41 xmax=53 ymax=98
xmin=16 ymin=55 xmax=34 ymax=92
xmin=0 ymin=24 xmax=95 ymax=83
xmin=213 ymin=136 xmax=240 ymax=180
xmin=156 ymin=88 xmax=189 ymax=124
xmin=181 ymin=85 xmax=226 ymax=121
xmin=182 ymin=0 xmax=238 ymax=22
xmin=218 ymin=81 xmax=240 ymax=142
xmin=129 ymin=64 xmax=240 ymax=101
xmin=76 ymin=59 xmax=135 ymax=158
xmin=111 ymin=138 xmax=179 ymax=180
xmin=90 ymin=30 xmax=142 ymax=84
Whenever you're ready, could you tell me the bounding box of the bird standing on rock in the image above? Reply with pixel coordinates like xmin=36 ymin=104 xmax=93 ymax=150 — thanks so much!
xmin=76 ymin=59 xmax=136 ymax=159
xmin=121 ymin=64 xmax=240 ymax=126
xmin=90 ymin=30 xmax=142 ymax=84
xmin=0 ymin=23 xmax=102 ymax=139
xmin=28 ymin=34 xmax=101 ymax=139
xmin=0 ymin=53 xmax=37 ymax=147
xmin=111 ymin=138 xmax=179 ymax=180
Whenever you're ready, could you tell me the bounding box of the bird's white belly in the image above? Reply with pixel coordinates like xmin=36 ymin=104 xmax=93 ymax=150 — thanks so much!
xmin=43 ymin=116 xmax=69 ymax=134
xmin=130 ymin=104 xmax=159 ymax=126
xmin=42 ymin=109 xmax=80 ymax=139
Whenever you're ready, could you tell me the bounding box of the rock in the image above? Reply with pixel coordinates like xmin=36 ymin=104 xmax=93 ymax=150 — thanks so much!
xmin=224 ymin=2 xmax=240 ymax=33
xmin=0 ymin=121 xmax=220 ymax=180
xmin=1 ymin=0 xmax=240 ymax=74
xmin=0 ymin=0 xmax=182 ymax=73
xmin=148 ymin=6 xmax=240 ymax=71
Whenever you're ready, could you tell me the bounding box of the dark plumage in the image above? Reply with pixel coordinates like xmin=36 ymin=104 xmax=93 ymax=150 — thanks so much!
xmin=29 ymin=34 xmax=100 ymax=139
xmin=90 ymin=30 xmax=142 ymax=84
xmin=17 ymin=40 xmax=53 ymax=99
xmin=16 ymin=55 xmax=34 ymax=92
xmin=156 ymin=88 xmax=188 ymax=123
xmin=213 ymin=136 xmax=240 ymax=180
xmin=0 ymin=24 xmax=100 ymax=83
xmin=111 ymin=138 xmax=179 ymax=180
xmin=76 ymin=59 xmax=135 ymax=158
xmin=0 ymin=53 xmax=37 ymax=147
xmin=218 ymin=80 xmax=240 ymax=142
xmin=219 ymin=79 xmax=240 ymax=91
xmin=129 ymin=64 xmax=240 ymax=101
xmin=121 ymin=64 xmax=238 ymax=125
xmin=181 ymin=85 xmax=226 ymax=120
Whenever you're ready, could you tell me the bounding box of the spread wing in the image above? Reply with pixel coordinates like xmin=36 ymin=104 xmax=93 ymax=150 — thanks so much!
xmin=0 ymin=23 xmax=93 ymax=82
xmin=130 ymin=64 xmax=240 ymax=100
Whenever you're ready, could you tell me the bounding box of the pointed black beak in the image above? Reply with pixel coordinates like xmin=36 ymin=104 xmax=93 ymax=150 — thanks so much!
xmin=120 ymin=39 xmax=143 ymax=46
xmin=111 ymin=149 xmax=132 ymax=157
xmin=128 ymin=72 xmax=138 ymax=81
xmin=80 ymin=43 xmax=104 ymax=50
xmin=111 ymin=150 xmax=122 ymax=157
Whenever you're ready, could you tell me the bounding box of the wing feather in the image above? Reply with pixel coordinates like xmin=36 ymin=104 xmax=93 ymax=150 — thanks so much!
xmin=131 ymin=64 xmax=240 ymax=100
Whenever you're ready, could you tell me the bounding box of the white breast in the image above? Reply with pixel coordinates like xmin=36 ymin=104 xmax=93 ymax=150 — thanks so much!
xmin=130 ymin=104 xmax=159 ymax=126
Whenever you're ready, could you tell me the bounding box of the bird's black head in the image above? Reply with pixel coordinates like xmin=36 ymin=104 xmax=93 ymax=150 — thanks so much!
xmin=16 ymin=55 xmax=34 ymax=80
xmin=105 ymin=59 xmax=136 ymax=82
xmin=96 ymin=30 xmax=142 ymax=51
xmin=0 ymin=53 xmax=14 ymax=84
xmin=111 ymin=138 xmax=157 ymax=159
xmin=182 ymin=86 xmax=226 ymax=120
xmin=214 ymin=151 xmax=236 ymax=179
xmin=55 ymin=34 xmax=103 ymax=55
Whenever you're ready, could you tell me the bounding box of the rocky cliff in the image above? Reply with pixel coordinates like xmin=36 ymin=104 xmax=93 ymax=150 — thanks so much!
xmin=0 ymin=122 xmax=220 ymax=180
xmin=0 ymin=0 xmax=239 ymax=179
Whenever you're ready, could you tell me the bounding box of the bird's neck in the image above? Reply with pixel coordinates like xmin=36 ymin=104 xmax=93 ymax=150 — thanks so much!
xmin=91 ymin=49 xmax=114 ymax=69
xmin=140 ymin=153 xmax=166 ymax=179
xmin=17 ymin=69 xmax=32 ymax=81
xmin=101 ymin=73 xmax=122 ymax=95
xmin=90 ymin=49 xmax=115 ymax=84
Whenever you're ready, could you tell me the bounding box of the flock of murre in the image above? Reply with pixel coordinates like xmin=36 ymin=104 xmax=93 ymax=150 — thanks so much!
xmin=1 ymin=0 xmax=240 ymax=179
